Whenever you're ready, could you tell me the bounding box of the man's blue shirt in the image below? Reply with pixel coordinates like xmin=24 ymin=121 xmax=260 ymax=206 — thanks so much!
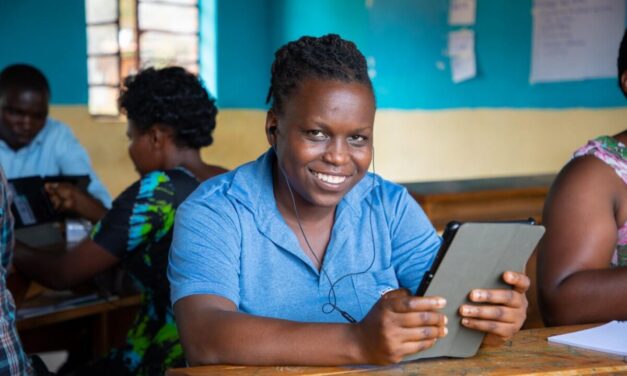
xmin=169 ymin=150 xmax=441 ymax=323
xmin=0 ymin=118 xmax=111 ymax=207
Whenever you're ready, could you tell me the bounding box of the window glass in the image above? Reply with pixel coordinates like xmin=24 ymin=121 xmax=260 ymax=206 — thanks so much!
xmin=140 ymin=0 xmax=197 ymax=5
xmin=88 ymin=87 xmax=120 ymax=116
xmin=138 ymin=3 xmax=198 ymax=33
xmin=88 ymin=56 xmax=120 ymax=85
xmin=87 ymin=24 xmax=119 ymax=55
xmin=86 ymin=0 xmax=201 ymax=116
xmin=86 ymin=0 xmax=118 ymax=23
xmin=140 ymin=32 xmax=198 ymax=67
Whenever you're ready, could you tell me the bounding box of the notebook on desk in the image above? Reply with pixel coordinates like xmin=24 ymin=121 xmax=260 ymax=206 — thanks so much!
xmin=548 ymin=321 xmax=627 ymax=357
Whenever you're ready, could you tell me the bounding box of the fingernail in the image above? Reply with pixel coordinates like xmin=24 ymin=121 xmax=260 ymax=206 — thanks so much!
xmin=462 ymin=306 xmax=470 ymax=315
xmin=462 ymin=318 xmax=469 ymax=326
xmin=472 ymin=291 xmax=485 ymax=300
xmin=443 ymin=327 xmax=448 ymax=336
xmin=443 ymin=315 xmax=448 ymax=325
xmin=437 ymin=298 xmax=446 ymax=307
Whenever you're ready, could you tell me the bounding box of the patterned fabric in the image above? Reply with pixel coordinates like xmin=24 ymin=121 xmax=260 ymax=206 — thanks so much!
xmin=574 ymin=135 xmax=627 ymax=266
xmin=88 ymin=168 xmax=198 ymax=375
xmin=0 ymin=167 xmax=33 ymax=375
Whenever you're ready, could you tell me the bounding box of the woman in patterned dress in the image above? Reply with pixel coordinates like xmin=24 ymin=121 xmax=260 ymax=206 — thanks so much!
xmin=537 ymin=29 xmax=627 ymax=326
xmin=14 ymin=66 xmax=227 ymax=375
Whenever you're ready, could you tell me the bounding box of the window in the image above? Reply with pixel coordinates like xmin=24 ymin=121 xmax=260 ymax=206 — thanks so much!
xmin=85 ymin=0 xmax=200 ymax=116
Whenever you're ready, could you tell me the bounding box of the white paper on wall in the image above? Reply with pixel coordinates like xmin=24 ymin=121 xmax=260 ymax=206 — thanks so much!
xmin=448 ymin=29 xmax=476 ymax=83
xmin=530 ymin=0 xmax=626 ymax=83
xmin=449 ymin=0 xmax=476 ymax=26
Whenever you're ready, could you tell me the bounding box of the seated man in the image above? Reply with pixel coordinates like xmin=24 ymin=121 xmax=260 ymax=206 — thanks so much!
xmin=0 ymin=64 xmax=111 ymax=222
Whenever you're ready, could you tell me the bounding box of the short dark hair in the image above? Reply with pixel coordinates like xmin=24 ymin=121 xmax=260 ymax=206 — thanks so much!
xmin=619 ymin=29 xmax=627 ymax=97
xmin=0 ymin=64 xmax=50 ymax=98
xmin=119 ymin=66 xmax=217 ymax=149
xmin=266 ymin=34 xmax=374 ymax=114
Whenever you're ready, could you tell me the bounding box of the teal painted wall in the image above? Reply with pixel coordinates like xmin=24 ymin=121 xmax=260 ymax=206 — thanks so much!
xmin=1 ymin=0 xmax=625 ymax=108
xmin=364 ymin=0 xmax=627 ymax=109
xmin=215 ymin=0 xmax=272 ymax=108
xmin=0 ymin=0 xmax=88 ymax=104
xmin=217 ymin=0 xmax=627 ymax=109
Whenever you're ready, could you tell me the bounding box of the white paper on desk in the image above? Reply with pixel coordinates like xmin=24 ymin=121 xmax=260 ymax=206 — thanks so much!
xmin=448 ymin=30 xmax=476 ymax=83
xmin=449 ymin=0 xmax=476 ymax=26
xmin=548 ymin=321 xmax=627 ymax=356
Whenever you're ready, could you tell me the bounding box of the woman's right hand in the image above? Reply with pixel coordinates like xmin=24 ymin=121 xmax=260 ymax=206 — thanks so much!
xmin=45 ymin=182 xmax=107 ymax=223
xmin=353 ymin=288 xmax=447 ymax=364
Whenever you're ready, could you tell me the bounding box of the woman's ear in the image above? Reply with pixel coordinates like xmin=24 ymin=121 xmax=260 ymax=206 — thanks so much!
xmin=265 ymin=110 xmax=279 ymax=149
xmin=621 ymin=71 xmax=627 ymax=97
xmin=148 ymin=124 xmax=172 ymax=150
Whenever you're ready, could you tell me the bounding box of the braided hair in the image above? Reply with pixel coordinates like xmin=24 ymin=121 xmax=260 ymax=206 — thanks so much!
xmin=119 ymin=66 xmax=217 ymax=149
xmin=619 ymin=29 xmax=627 ymax=97
xmin=266 ymin=34 xmax=374 ymax=113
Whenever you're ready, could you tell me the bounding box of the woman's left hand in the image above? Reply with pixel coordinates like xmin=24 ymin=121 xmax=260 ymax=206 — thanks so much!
xmin=459 ymin=271 xmax=529 ymax=345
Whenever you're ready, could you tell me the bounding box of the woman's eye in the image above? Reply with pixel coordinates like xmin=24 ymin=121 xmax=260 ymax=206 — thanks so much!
xmin=348 ymin=135 xmax=368 ymax=145
xmin=306 ymin=130 xmax=327 ymax=139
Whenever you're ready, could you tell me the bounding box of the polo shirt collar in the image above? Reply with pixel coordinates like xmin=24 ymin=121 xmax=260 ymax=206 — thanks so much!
xmin=29 ymin=118 xmax=52 ymax=146
xmin=0 ymin=118 xmax=51 ymax=152
xmin=228 ymin=149 xmax=378 ymax=216
xmin=226 ymin=149 xmax=379 ymax=273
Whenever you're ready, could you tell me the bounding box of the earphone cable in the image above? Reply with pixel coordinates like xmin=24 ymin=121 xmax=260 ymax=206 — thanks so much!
xmin=279 ymin=147 xmax=377 ymax=324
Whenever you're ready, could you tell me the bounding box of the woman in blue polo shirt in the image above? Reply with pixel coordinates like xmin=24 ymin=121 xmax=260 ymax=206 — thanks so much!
xmin=169 ymin=34 xmax=530 ymax=366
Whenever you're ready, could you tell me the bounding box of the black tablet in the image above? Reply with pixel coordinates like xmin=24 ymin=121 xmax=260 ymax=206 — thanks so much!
xmin=405 ymin=219 xmax=544 ymax=361
xmin=415 ymin=219 xmax=536 ymax=297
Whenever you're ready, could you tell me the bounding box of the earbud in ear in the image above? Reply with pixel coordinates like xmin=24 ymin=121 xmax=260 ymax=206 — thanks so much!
xmin=268 ymin=126 xmax=278 ymax=152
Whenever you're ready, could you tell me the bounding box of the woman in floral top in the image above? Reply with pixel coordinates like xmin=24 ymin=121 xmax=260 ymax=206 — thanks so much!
xmin=14 ymin=67 xmax=226 ymax=375
xmin=537 ymin=29 xmax=627 ymax=327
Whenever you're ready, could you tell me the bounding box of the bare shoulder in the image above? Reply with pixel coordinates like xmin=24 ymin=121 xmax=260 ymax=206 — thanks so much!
xmin=549 ymin=155 xmax=623 ymax=202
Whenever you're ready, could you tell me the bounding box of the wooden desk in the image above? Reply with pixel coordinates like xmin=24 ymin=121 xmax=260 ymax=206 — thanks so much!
xmin=403 ymin=174 xmax=555 ymax=231
xmin=17 ymin=292 xmax=141 ymax=357
xmin=17 ymin=293 xmax=141 ymax=331
xmin=166 ymin=324 xmax=627 ymax=375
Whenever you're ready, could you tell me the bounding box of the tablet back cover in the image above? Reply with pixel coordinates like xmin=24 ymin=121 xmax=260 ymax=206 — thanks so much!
xmin=404 ymin=222 xmax=545 ymax=361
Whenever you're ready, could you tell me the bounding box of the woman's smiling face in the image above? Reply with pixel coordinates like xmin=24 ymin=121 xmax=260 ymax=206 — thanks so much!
xmin=268 ymin=78 xmax=375 ymax=209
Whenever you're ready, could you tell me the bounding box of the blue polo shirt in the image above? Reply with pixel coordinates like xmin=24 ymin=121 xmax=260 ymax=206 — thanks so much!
xmin=168 ymin=150 xmax=441 ymax=323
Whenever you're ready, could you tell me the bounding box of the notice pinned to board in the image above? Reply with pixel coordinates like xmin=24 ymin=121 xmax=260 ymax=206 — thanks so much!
xmin=530 ymin=0 xmax=625 ymax=83
xmin=448 ymin=30 xmax=476 ymax=83
xmin=448 ymin=0 xmax=476 ymax=26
